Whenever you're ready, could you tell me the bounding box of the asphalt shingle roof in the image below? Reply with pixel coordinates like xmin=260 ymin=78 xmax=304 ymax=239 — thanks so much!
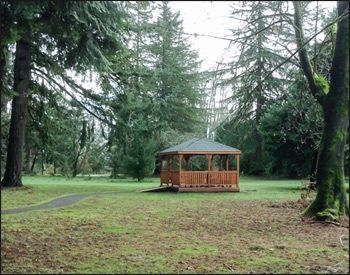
xmin=160 ymin=138 xmax=241 ymax=153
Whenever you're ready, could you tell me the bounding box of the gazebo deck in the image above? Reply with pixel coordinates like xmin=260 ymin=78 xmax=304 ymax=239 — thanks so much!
xmin=159 ymin=138 xmax=241 ymax=192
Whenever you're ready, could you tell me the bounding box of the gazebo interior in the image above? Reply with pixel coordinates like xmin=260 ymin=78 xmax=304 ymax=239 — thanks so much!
xmin=159 ymin=138 xmax=241 ymax=192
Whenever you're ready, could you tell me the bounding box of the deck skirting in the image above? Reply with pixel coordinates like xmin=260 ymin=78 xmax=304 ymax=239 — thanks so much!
xmin=172 ymin=186 xmax=240 ymax=193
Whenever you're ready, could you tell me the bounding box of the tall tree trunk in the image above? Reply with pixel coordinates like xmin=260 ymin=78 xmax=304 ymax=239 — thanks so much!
xmin=309 ymin=149 xmax=318 ymax=186
xmin=72 ymin=151 xmax=80 ymax=177
xmin=294 ymin=1 xmax=349 ymax=220
xmin=1 ymin=39 xmax=31 ymax=187
xmin=31 ymin=148 xmax=39 ymax=172
xmin=24 ymin=132 xmax=31 ymax=174
xmin=1 ymin=99 xmax=8 ymax=113
xmin=41 ymin=149 xmax=45 ymax=175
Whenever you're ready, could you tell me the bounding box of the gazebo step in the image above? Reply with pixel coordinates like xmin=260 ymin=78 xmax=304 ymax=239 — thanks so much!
xmin=136 ymin=186 xmax=172 ymax=193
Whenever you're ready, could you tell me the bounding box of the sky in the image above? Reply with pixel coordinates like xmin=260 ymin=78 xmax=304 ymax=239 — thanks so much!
xmin=169 ymin=1 xmax=338 ymax=72
xmin=169 ymin=1 xmax=233 ymax=71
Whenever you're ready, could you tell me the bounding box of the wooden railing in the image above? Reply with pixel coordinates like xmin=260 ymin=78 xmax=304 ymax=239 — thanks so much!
xmin=161 ymin=171 xmax=169 ymax=185
xmin=209 ymin=171 xmax=238 ymax=187
xmin=161 ymin=170 xmax=238 ymax=187
xmin=181 ymin=171 xmax=208 ymax=187
xmin=170 ymin=171 xmax=180 ymax=185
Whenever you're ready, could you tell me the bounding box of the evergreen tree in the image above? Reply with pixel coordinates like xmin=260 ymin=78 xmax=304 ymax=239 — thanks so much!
xmin=1 ymin=1 xmax=127 ymax=186
xmin=146 ymin=1 xmax=206 ymax=148
xmin=222 ymin=1 xmax=294 ymax=175
xmin=106 ymin=1 xmax=206 ymax=178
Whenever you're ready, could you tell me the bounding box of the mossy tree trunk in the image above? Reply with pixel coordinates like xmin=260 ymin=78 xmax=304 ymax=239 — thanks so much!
xmin=1 ymin=39 xmax=31 ymax=187
xmin=293 ymin=1 xmax=349 ymax=220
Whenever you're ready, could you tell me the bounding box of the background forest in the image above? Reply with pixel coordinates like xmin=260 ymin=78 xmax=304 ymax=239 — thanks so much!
xmin=1 ymin=1 xmax=348 ymax=181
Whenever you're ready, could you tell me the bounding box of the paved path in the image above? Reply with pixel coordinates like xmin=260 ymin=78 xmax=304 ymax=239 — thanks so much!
xmin=1 ymin=191 xmax=133 ymax=216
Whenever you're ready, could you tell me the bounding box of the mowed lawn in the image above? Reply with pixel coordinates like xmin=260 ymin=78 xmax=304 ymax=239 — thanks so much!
xmin=1 ymin=176 xmax=349 ymax=274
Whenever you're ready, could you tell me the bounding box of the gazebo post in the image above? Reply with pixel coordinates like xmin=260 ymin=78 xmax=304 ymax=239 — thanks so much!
xmin=220 ymin=156 xmax=223 ymax=171
xmin=184 ymin=155 xmax=190 ymax=171
xmin=166 ymin=155 xmax=170 ymax=186
xmin=226 ymin=155 xmax=229 ymax=171
xmin=171 ymin=155 xmax=174 ymax=187
xmin=179 ymin=154 xmax=183 ymax=187
xmin=207 ymin=154 xmax=212 ymax=187
xmin=235 ymin=154 xmax=240 ymax=187
xmin=160 ymin=155 xmax=163 ymax=186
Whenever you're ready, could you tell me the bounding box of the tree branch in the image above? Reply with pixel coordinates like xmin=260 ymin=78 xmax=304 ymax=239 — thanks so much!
xmin=32 ymin=67 xmax=113 ymax=126
xmin=293 ymin=2 xmax=318 ymax=99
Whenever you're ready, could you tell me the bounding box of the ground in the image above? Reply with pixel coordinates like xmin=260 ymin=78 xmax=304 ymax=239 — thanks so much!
xmin=1 ymin=176 xmax=349 ymax=274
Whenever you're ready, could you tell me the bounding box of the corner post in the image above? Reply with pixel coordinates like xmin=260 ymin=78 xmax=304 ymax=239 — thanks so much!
xmin=184 ymin=155 xmax=190 ymax=171
xmin=207 ymin=154 xmax=212 ymax=187
xmin=179 ymin=154 xmax=183 ymax=187
xmin=166 ymin=155 xmax=170 ymax=186
xmin=170 ymin=155 xmax=174 ymax=187
xmin=235 ymin=154 xmax=240 ymax=188
xmin=160 ymin=155 xmax=163 ymax=186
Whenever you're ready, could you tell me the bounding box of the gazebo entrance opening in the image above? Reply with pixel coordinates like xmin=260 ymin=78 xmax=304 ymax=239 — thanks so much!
xmin=159 ymin=138 xmax=241 ymax=192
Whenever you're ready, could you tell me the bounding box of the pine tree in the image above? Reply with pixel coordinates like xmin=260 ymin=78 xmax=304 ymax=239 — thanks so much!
xmin=1 ymin=1 xmax=127 ymax=186
xmin=146 ymin=1 xmax=206 ymax=146
xmin=221 ymin=1 xmax=291 ymax=175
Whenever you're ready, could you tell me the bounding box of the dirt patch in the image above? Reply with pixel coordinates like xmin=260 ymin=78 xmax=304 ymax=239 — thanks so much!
xmin=1 ymin=186 xmax=33 ymax=191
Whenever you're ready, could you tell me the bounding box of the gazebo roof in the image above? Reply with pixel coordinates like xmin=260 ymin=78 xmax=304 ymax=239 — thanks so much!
xmin=160 ymin=137 xmax=241 ymax=155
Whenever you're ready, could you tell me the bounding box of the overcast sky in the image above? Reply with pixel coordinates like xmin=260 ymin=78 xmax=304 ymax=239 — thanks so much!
xmin=169 ymin=1 xmax=233 ymax=71
xmin=169 ymin=1 xmax=338 ymax=72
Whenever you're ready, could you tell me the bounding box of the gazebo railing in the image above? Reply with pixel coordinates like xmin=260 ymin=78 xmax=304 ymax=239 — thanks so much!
xmin=160 ymin=171 xmax=170 ymax=185
xmin=161 ymin=170 xmax=238 ymax=187
xmin=181 ymin=171 xmax=208 ymax=186
xmin=208 ymin=171 xmax=238 ymax=187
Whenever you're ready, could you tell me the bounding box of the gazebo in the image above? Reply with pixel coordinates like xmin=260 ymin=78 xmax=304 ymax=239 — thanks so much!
xmin=159 ymin=137 xmax=241 ymax=192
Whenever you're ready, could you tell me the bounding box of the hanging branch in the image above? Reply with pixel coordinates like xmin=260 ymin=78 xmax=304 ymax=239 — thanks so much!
xmin=32 ymin=67 xmax=114 ymax=126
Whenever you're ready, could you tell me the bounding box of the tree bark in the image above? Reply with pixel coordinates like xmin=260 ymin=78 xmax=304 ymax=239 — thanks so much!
xmin=309 ymin=149 xmax=318 ymax=186
xmin=1 ymin=39 xmax=31 ymax=187
xmin=24 ymin=132 xmax=31 ymax=174
xmin=294 ymin=1 xmax=349 ymax=220
xmin=72 ymin=151 xmax=80 ymax=177
xmin=31 ymin=149 xmax=39 ymax=172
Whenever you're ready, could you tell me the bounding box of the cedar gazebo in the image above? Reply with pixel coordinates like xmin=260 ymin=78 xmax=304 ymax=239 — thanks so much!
xmin=159 ymin=138 xmax=241 ymax=192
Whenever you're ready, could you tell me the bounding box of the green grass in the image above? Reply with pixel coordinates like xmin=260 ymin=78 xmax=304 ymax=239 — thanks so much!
xmin=1 ymin=175 xmax=308 ymax=210
xmin=1 ymin=175 xmax=349 ymax=274
xmin=1 ymin=175 xmax=158 ymax=209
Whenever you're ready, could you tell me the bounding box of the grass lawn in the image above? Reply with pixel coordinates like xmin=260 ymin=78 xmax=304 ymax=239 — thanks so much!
xmin=1 ymin=175 xmax=349 ymax=274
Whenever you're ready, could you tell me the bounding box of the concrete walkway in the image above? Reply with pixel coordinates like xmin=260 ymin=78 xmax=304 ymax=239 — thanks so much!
xmin=1 ymin=191 xmax=133 ymax=216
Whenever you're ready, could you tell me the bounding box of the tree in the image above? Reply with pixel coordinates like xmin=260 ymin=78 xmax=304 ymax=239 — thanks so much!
xmin=146 ymin=1 xmax=206 ymax=147
xmin=123 ymin=117 xmax=157 ymax=181
xmin=1 ymin=1 xmax=127 ymax=186
xmin=222 ymin=1 xmax=292 ymax=175
xmin=105 ymin=1 xmax=206 ymax=178
xmin=293 ymin=1 xmax=349 ymax=220
xmin=257 ymin=90 xmax=322 ymax=179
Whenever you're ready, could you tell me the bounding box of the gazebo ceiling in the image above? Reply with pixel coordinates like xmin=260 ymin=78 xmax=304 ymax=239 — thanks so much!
xmin=160 ymin=137 xmax=241 ymax=155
